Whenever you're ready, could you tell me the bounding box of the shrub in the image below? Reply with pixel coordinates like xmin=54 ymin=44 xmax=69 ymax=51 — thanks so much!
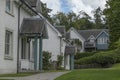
xmin=75 ymin=49 xmax=120 ymax=67
xmin=75 ymin=52 xmax=97 ymax=60
xmin=75 ymin=56 xmax=94 ymax=65
xmin=57 ymin=55 xmax=64 ymax=70
xmin=93 ymin=51 xmax=117 ymax=66
xmin=43 ymin=51 xmax=52 ymax=70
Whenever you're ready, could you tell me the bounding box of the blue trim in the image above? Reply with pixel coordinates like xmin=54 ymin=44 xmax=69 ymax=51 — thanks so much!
xmin=70 ymin=54 xmax=74 ymax=70
xmin=39 ymin=36 xmax=43 ymax=70
xmin=34 ymin=37 xmax=38 ymax=70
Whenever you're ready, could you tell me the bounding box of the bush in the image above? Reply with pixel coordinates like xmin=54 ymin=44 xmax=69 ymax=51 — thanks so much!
xmin=43 ymin=51 xmax=52 ymax=70
xmin=57 ymin=55 xmax=63 ymax=70
xmin=75 ymin=52 xmax=97 ymax=60
xmin=75 ymin=49 xmax=120 ymax=67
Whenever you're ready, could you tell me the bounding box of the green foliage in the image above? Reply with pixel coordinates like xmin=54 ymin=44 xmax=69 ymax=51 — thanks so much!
xmin=113 ymin=38 xmax=120 ymax=49
xmin=41 ymin=2 xmax=53 ymax=24
xmin=57 ymin=55 xmax=64 ymax=70
xmin=104 ymin=0 xmax=120 ymax=49
xmin=75 ymin=52 xmax=96 ymax=60
xmin=93 ymin=7 xmax=106 ymax=29
xmin=52 ymin=11 xmax=95 ymax=31
xmin=43 ymin=51 xmax=52 ymax=70
xmin=75 ymin=49 xmax=120 ymax=67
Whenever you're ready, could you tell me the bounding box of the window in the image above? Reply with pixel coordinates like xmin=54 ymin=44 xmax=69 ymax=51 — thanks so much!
xmin=98 ymin=37 xmax=108 ymax=44
xmin=5 ymin=30 xmax=13 ymax=59
xmin=21 ymin=38 xmax=27 ymax=59
xmin=6 ymin=0 xmax=13 ymax=14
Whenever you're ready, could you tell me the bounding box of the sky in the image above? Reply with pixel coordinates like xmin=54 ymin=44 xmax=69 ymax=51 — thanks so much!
xmin=41 ymin=0 xmax=107 ymax=18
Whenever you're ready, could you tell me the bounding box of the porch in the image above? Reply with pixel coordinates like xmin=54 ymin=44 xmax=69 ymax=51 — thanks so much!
xmin=64 ymin=46 xmax=75 ymax=70
xmin=19 ymin=18 xmax=48 ymax=72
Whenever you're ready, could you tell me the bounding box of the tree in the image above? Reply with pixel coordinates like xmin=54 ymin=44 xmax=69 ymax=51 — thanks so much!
xmin=104 ymin=0 xmax=120 ymax=49
xmin=52 ymin=11 xmax=94 ymax=30
xmin=77 ymin=11 xmax=94 ymax=30
xmin=41 ymin=2 xmax=53 ymax=24
xmin=93 ymin=7 xmax=105 ymax=29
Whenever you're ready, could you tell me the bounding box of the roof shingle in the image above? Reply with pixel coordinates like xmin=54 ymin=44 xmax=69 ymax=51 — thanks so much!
xmin=65 ymin=46 xmax=75 ymax=55
xmin=20 ymin=18 xmax=48 ymax=38
xmin=77 ymin=29 xmax=109 ymax=40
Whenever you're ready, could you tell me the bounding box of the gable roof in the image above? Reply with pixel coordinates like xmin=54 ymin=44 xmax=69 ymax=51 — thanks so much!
xmin=68 ymin=27 xmax=85 ymax=41
xmin=20 ymin=18 xmax=48 ymax=38
xmin=65 ymin=46 xmax=75 ymax=55
xmin=77 ymin=29 xmax=109 ymax=40
xmin=55 ymin=26 xmax=66 ymax=37
xmin=25 ymin=0 xmax=38 ymax=7
xmin=66 ymin=32 xmax=70 ymax=39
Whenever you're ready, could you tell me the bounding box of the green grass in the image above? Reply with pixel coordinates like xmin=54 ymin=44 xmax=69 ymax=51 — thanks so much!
xmin=0 ymin=72 xmax=39 ymax=77
xmin=0 ymin=79 xmax=14 ymax=80
xmin=55 ymin=63 xmax=120 ymax=80
xmin=111 ymin=63 xmax=120 ymax=69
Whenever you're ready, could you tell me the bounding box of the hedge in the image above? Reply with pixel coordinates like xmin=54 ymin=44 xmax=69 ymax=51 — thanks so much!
xmin=75 ymin=49 xmax=120 ymax=67
xmin=75 ymin=52 xmax=97 ymax=60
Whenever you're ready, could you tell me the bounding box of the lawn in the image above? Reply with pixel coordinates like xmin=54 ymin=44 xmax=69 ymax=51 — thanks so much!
xmin=55 ymin=63 xmax=120 ymax=80
xmin=0 ymin=72 xmax=39 ymax=77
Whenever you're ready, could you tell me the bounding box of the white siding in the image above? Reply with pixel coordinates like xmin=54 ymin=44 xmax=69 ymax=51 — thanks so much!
xmin=70 ymin=29 xmax=85 ymax=52
xmin=43 ymin=23 xmax=61 ymax=61
xmin=0 ymin=1 xmax=33 ymax=74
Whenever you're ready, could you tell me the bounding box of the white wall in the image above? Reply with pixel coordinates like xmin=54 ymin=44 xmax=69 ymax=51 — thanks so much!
xmin=43 ymin=22 xmax=61 ymax=61
xmin=0 ymin=1 xmax=33 ymax=74
xmin=70 ymin=29 xmax=85 ymax=52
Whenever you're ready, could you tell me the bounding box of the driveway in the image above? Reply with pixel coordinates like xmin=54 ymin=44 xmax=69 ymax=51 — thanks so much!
xmin=0 ymin=72 xmax=69 ymax=80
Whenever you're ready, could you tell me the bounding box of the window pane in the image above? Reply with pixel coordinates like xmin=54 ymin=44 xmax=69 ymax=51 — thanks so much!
xmin=6 ymin=0 xmax=11 ymax=12
xmin=5 ymin=30 xmax=12 ymax=56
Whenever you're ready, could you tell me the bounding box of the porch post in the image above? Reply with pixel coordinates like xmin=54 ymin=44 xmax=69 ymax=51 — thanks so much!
xmin=70 ymin=53 xmax=74 ymax=70
xmin=39 ymin=36 xmax=43 ymax=70
xmin=34 ymin=37 xmax=38 ymax=70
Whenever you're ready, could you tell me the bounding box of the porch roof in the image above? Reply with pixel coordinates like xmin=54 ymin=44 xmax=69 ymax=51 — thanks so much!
xmin=20 ymin=18 xmax=48 ymax=39
xmin=65 ymin=46 xmax=75 ymax=55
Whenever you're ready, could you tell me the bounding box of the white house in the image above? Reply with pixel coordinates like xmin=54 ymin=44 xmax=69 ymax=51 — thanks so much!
xmin=0 ymin=0 xmax=75 ymax=74
xmin=0 ymin=0 xmax=47 ymax=74
xmin=68 ymin=27 xmax=85 ymax=52
xmin=43 ymin=24 xmax=74 ymax=70
xmin=68 ymin=27 xmax=109 ymax=52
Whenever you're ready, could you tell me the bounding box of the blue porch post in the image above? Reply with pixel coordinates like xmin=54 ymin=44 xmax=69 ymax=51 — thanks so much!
xmin=34 ymin=37 xmax=38 ymax=70
xmin=70 ymin=53 xmax=74 ymax=70
xmin=39 ymin=36 xmax=43 ymax=70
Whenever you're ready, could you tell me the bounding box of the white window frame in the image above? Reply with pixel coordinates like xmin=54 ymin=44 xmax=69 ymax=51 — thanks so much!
xmin=6 ymin=0 xmax=14 ymax=15
xmin=4 ymin=30 xmax=13 ymax=60
xmin=98 ymin=37 xmax=108 ymax=44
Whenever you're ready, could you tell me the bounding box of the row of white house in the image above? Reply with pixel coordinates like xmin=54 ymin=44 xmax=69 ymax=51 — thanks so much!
xmin=0 ymin=0 xmax=75 ymax=74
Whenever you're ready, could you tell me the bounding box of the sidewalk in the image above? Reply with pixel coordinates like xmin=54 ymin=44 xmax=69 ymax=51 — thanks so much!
xmin=0 ymin=71 xmax=69 ymax=80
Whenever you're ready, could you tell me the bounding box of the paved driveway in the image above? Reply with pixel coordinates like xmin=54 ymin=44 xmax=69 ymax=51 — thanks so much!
xmin=0 ymin=72 xmax=69 ymax=80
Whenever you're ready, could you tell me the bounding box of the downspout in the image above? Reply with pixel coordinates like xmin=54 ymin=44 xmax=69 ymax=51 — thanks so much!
xmin=60 ymin=37 xmax=62 ymax=55
xmin=17 ymin=2 xmax=23 ymax=73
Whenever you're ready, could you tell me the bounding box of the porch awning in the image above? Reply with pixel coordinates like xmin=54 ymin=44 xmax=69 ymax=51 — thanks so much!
xmin=65 ymin=46 xmax=75 ymax=55
xmin=20 ymin=18 xmax=48 ymax=39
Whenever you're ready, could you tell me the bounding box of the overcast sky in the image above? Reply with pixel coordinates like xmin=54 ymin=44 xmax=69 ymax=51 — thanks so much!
xmin=41 ymin=0 xmax=107 ymax=18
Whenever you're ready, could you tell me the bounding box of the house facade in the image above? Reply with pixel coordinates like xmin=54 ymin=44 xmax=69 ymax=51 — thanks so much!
xmin=0 ymin=0 xmax=48 ymax=74
xmin=0 ymin=0 xmax=75 ymax=74
xmin=43 ymin=25 xmax=75 ymax=70
xmin=68 ymin=27 xmax=109 ymax=52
